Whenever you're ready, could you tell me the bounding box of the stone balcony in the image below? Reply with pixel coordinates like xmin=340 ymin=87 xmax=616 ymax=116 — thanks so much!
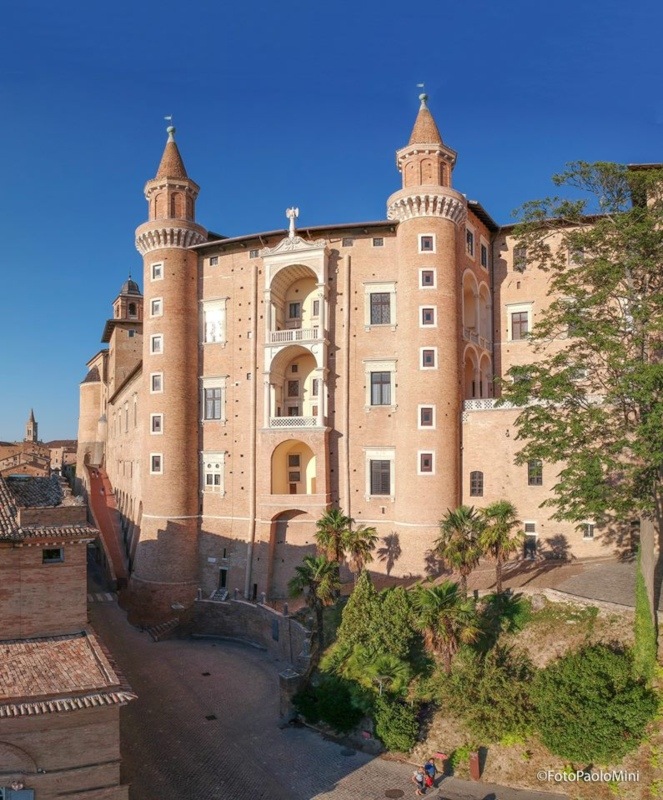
xmin=268 ymin=327 xmax=320 ymax=345
xmin=463 ymin=328 xmax=491 ymax=351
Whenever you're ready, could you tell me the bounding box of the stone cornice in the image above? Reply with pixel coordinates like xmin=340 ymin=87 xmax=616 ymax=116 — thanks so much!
xmin=387 ymin=189 xmax=467 ymax=226
xmin=135 ymin=226 xmax=206 ymax=255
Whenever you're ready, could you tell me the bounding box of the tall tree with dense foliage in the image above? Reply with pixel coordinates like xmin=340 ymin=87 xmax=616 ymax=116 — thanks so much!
xmin=343 ymin=524 xmax=379 ymax=579
xmin=478 ymin=500 xmax=524 ymax=593
xmin=288 ymin=554 xmax=340 ymax=654
xmin=411 ymin=581 xmax=480 ymax=673
xmin=315 ymin=509 xmax=353 ymax=562
xmin=435 ymin=506 xmax=484 ymax=596
xmin=501 ymin=162 xmax=663 ymax=635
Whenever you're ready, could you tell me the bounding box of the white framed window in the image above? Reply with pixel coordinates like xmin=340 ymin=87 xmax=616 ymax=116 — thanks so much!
xmin=201 ymin=298 xmax=227 ymax=345
xmin=201 ymin=376 xmax=227 ymax=422
xmin=506 ymin=303 xmax=533 ymax=342
xmin=417 ymin=451 xmax=435 ymax=475
xmin=364 ymin=359 xmax=397 ymax=408
xmin=150 ymin=372 xmax=163 ymax=394
xmin=209 ymin=256 xmax=219 ymax=266
xmin=419 ymin=268 xmax=436 ymax=289
xmin=150 ymin=454 xmax=163 ymax=474
xmin=523 ymin=521 xmax=537 ymax=558
xmin=151 ymin=262 xmax=163 ymax=281
xmin=466 ymin=226 xmax=475 ymax=257
xmin=364 ymin=281 xmax=397 ymax=327
xmin=202 ymin=452 xmax=226 ymax=494
xmin=150 ymin=298 xmax=163 ymax=317
xmin=150 ymin=413 xmax=163 ymax=435
xmin=365 ymin=447 xmax=395 ymax=499
xmin=418 ymin=405 xmax=436 ymax=429
xmin=420 ymin=347 xmax=437 ymax=369
xmin=419 ymin=234 xmax=436 ymax=253
xmin=582 ymin=522 xmax=595 ymax=540
xmin=419 ymin=306 xmax=437 ymax=327
xmin=150 ymin=334 xmax=163 ymax=354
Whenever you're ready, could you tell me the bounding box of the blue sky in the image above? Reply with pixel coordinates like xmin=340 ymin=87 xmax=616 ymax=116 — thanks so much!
xmin=1 ymin=0 xmax=661 ymax=441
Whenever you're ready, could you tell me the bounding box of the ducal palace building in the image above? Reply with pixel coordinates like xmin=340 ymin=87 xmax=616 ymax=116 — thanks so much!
xmin=78 ymin=95 xmax=609 ymax=622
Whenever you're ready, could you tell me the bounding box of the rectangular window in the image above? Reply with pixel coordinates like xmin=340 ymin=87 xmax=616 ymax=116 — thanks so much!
xmin=342 ymin=237 xmax=354 ymax=247
xmin=287 ymin=380 xmax=299 ymax=397
xmin=480 ymin=243 xmax=488 ymax=268
xmin=288 ymin=454 xmax=300 ymax=468
xmin=524 ymin=522 xmax=536 ymax=533
xmin=203 ymin=303 xmax=225 ymax=344
xmin=150 ymin=334 xmax=163 ymax=354
xmin=419 ymin=235 xmax=435 ymax=252
xmin=291 ymin=364 xmax=298 ymax=373
xmin=287 ymin=406 xmax=300 ymax=416
xmin=370 ymin=292 xmax=391 ymax=325
xmin=421 ymin=349 xmax=436 ymax=368
xmin=421 ymin=307 xmax=435 ymax=326
xmin=288 ymin=302 xmax=301 ymax=319
xmin=470 ymin=470 xmax=484 ymax=497
xmin=466 ymin=229 xmax=474 ymax=256
xmin=582 ymin=523 xmax=595 ymax=540
xmin=420 ymin=269 xmax=435 ymax=288
xmin=511 ymin=311 xmax=529 ymax=340
xmin=150 ymin=454 xmax=162 ymax=474
xmin=210 ymin=256 xmax=219 ymax=266
xmin=311 ymin=378 xmax=319 ymax=396
xmin=249 ymin=249 xmax=259 ymax=259
xmin=128 ymin=329 xmax=136 ymax=338
xmin=370 ymin=460 xmax=391 ymax=495
xmin=204 ymin=387 xmax=222 ymax=420
xmin=151 ymin=262 xmax=163 ymax=281
xmin=202 ymin=453 xmax=224 ymax=493
xmin=150 ymin=298 xmax=163 ymax=317
xmin=528 ymin=459 xmax=543 ymax=486
xmin=150 ymin=373 xmax=163 ymax=393
xmin=43 ymin=547 xmax=64 ymax=564
xmin=370 ymin=372 xmax=392 ymax=405
xmin=150 ymin=414 xmax=163 ymax=434
xmin=288 ymin=471 xmax=301 ymax=483
xmin=372 ymin=237 xmax=384 ymax=247
xmin=513 ymin=247 xmax=527 ymax=272
xmin=312 ymin=300 xmax=320 ymax=317
xmin=419 ymin=406 xmax=434 ymax=427
xmin=419 ymin=452 xmax=434 ymax=474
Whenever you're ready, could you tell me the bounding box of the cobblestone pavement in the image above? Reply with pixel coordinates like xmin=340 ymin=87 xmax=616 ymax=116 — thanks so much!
xmin=88 ymin=598 xmax=566 ymax=800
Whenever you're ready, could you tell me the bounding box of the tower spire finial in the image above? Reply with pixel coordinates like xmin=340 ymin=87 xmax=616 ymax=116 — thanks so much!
xmin=416 ymin=83 xmax=428 ymax=109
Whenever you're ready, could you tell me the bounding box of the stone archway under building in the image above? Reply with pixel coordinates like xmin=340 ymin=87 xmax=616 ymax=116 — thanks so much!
xmin=269 ymin=509 xmax=316 ymax=599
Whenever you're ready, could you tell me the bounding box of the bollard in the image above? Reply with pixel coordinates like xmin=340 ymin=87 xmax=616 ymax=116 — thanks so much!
xmin=233 ymin=587 xmax=239 ymax=600
xmin=283 ymin=602 xmax=289 ymax=616
xmin=469 ymin=750 xmax=481 ymax=781
xmin=259 ymin=592 xmax=266 ymax=605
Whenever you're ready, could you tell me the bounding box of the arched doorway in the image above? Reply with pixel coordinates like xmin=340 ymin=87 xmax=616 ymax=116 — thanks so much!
xmin=270 ymin=510 xmax=316 ymax=598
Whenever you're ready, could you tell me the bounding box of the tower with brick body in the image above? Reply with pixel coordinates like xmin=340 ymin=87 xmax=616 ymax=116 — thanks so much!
xmin=131 ymin=127 xmax=207 ymax=622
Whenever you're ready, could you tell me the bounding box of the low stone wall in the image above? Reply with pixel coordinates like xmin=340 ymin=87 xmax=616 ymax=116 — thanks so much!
xmin=192 ymin=598 xmax=312 ymax=674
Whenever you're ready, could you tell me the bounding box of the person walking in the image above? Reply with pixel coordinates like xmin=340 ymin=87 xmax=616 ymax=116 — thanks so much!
xmin=412 ymin=768 xmax=426 ymax=796
xmin=423 ymin=758 xmax=437 ymax=788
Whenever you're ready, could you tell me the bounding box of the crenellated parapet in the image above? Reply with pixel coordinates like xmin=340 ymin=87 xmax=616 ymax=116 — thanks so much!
xmin=387 ymin=187 xmax=467 ymax=226
xmin=135 ymin=224 xmax=206 ymax=254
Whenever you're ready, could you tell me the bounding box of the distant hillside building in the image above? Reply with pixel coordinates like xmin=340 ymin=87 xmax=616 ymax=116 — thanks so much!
xmin=0 ymin=474 xmax=135 ymax=798
xmin=77 ymin=96 xmax=631 ymax=624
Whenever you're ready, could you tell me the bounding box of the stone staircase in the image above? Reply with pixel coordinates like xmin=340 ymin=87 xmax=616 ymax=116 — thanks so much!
xmin=146 ymin=617 xmax=180 ymax=642
xmin=209 ymin=588 xmax=229 ymax=602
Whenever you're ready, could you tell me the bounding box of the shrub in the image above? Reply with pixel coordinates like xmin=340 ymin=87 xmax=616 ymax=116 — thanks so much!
xmin=373 ymin=695 xmax=419 ymax=752
xmin=531 ymin=644 xmax=657 ymax=763
xmin=293 ymin=675 xmax=364 ymax=733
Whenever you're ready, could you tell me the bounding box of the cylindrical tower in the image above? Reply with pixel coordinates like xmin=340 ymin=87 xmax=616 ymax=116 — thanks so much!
xmin=387 ymin=94 xmax=466 ymax=526
xmin=130 ymin=126 xmax=207 ymax=624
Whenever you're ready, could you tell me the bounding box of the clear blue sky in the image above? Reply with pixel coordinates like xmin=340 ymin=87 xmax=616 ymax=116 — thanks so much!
xmin=1 ymin=0 xmax=661 ymax=442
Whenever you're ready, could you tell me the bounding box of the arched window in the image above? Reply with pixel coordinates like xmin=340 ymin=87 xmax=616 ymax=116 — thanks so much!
xmin=469 ymin=471 xmax=484 ymax=497
xmin=128 ymin=302 xmax=137 ymax=318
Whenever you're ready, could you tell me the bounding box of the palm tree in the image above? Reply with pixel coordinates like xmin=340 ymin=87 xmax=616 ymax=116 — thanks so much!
xmin=343 ymin=645 xmax=412 ymax=696
xmin=478 ymin=500 xmax=524 ymax=593
xmin=315 ymin=508 xmax=353 ymax=562
xmin=434 ymin=506 xmax=484 ymax=596
xmin=288 ymin=555 xmax=340 ymax=653
xmin=342 ymin=524 xmax=379 ymax=579
xmin=411 ymin=581 xmax=480 ymax=673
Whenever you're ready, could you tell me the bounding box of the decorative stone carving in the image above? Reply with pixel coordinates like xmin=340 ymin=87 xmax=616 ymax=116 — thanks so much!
xmin=387 ymin=192 xmax=467 ymax=226
xmin=286 ymin=207 xmax=299 ymax=239
xmin=135 ymin=226 xmax=206 ymax=255
xmin=260 ymin=235 xmax=327 ymax=257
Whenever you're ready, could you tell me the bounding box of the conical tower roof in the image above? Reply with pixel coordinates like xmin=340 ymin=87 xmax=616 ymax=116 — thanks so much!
xmin=29 ymin=409 xmax=35 ymax=422
xmin=155 ymin=126 xmax=188 ymax=179
xmin=408 ymin=93 xmax=443 ymax=146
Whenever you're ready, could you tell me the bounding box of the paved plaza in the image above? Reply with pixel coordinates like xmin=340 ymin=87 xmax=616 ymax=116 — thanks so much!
xmin=88 ymin=596 xmax=566 ymax=800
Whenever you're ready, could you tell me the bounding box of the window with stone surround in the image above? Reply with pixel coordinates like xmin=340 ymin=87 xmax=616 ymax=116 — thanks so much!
xmin=420 ymin=307 xmax=436 ymax=327
xmin=364 ymin=281 xmax=396 ymax=327
xmin=150 ymin=298 xmax=163 ymax=317
xmin=507 ymin=303 xmax=533 ymax=341
xmin=150 ymin=454 xmax=163 ymax=474
xmin=150 ymin=372 xmax=163 ymax=393
xmin=582 ymin=522 xmax=595 ymax=539
xmin=202 ymin=452 xmax=225 ymax=493
xmin=469 ymin=470 xmax=484 ymax=497
xmin=420 ymin=348 xmax=437 ymax=369
xmin=151 ymin=262 xmax=163 ymax=281
xmin=418 ymin=405 xmax=435 ymax=428
xmin=201 ymin=377 xmax=227 ymax=422
xmin=364 ymin=359 xmax=397 ymax=407
xmin=419 ymin=234 xmax=435 ymax=253
xmin=201 ymin=299 xmax=227 ymax=344
xmin=150 ymin=334 xmax=163 ymax=354
xmin=419 ymin=269 xmax=436 ymax=289
xmin=150 ymin=413 xmax=163 ymax=434
xmin=370 ymin=372 xmax=391 ymax=405
xmin=366 ymin=448 xmax=395 ymax=498
xmin=418 ymin=451 xmax=435 ymax=475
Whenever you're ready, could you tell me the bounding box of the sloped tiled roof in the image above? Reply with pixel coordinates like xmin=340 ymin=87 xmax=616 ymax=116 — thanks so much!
xmin=6 ymin=475 xmax=62 ymax=507
xmin=155 ymin=129 xmax=188 ymax=180
xmin=81 ymin=365 xmax=101 ymax=384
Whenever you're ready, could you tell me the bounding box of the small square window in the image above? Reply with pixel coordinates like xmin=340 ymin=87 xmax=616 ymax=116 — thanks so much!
xmin=128 ymin=329 xmax=136 ymax=338
xmin=291 ymin=364 xmax=298 ymax=374
xmin=288 ymin=471 xmax=301 ymax=482
xmin=421 ymin=307 xmax=435 ymax=326
xmin=466 ymin=229 xmax=475 ymax=256
xmin=420 ymin=270 xmax=435 ymax=288
xmin=524 ymin=522 xmax=536 ymax=534
xmin=480 ymin=244 xmax=488 ymax=268
xmin=151 ymin=373 xmax=163 ymax=393
xmin=372 ymin=237 xmax=384 ymax=247
xmin=288 ymin=454 xmax=300 ymax=468
xmin=151 ymin=263 xmax=163 ymax=281
xmin=419 ymin=406 xmax=434 ymax=427
xmin=43 ymin=547 xmax=64 ymax=564
xmin=151 ymin=454 xmax=163 ymax=474
xmin=249 ymin=249 xmax=259 ymax=259
xmin=150 ymin=298 xmax=162 ymax=317
xmin=419 ymin=452 xmax=434 ymax=473
xmin=528 ymin=459 xmax=543 ymax=486
xmin=421 ymin=349 xmax=436 ymax=368
xmin=342 ymin=237 xmax=354 ymax=247
xmin=150 ymin=335 xmax=163 ymax=354
xmin=420 ymin=235 xmax=434 ymax=252
xmin=582 ymin=523 xmax=595 ymax=539
xmin=151 ymin=414 xmax=163 ymax=434
xmin=210 ymin=256 xmax=219 ymax=266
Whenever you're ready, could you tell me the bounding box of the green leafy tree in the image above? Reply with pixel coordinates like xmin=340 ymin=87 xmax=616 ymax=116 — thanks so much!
xmin=501 ymin=162 xmax=663 ymax=631
xmin=377 ymin=587 xmax=417 ymax=662
xmin=478 ymin=500 xmax=524 ymax=593
xmin=411 ymin=581 xmax=480 ymax=673
xmin=531 ymin=644 xmax=657 ymax=763
xmin=343 ymin=646 xmax=412 ymax=697
xmin=334 ymin=569 xmax=381 ymax=651
xmin=288 ymin=555 xmax=340 ymax=655
xmin=435 ymin=506 xmax=485 ymax=596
